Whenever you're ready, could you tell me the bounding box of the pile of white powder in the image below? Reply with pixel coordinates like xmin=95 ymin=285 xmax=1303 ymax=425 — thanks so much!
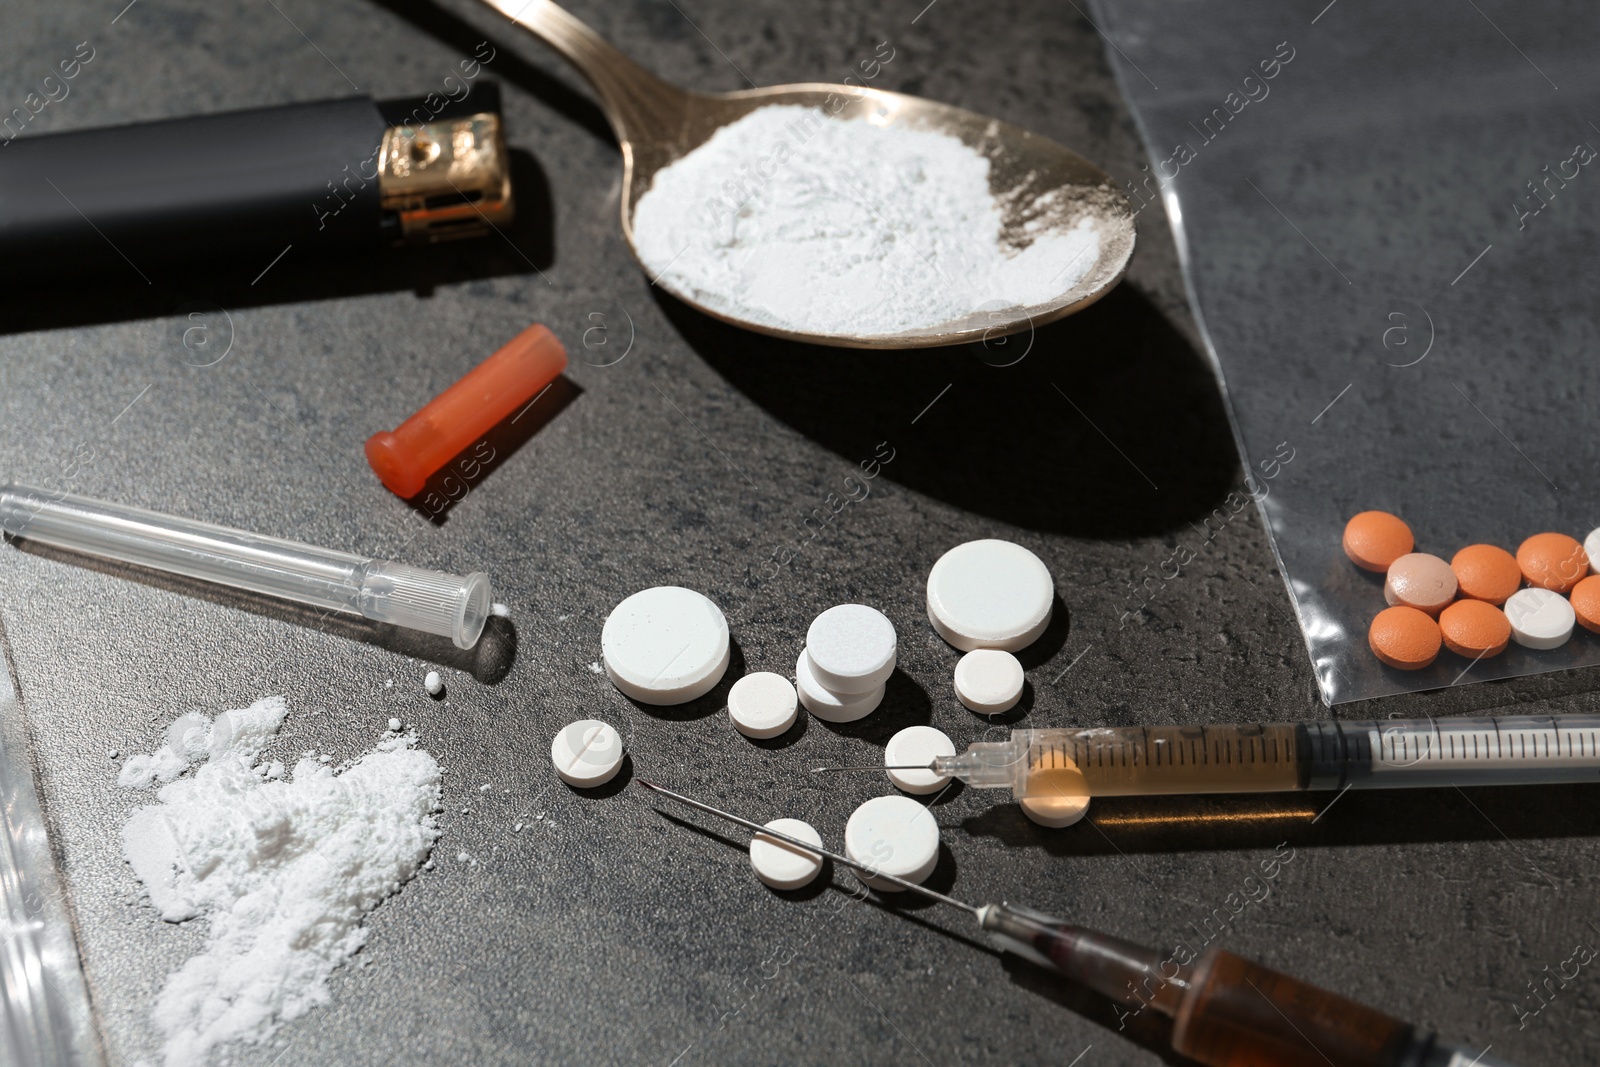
xmin=631 ymin=105 xmax=1101 ymax=337
xmin=119 ymin=696 xmax=441 ymax=1066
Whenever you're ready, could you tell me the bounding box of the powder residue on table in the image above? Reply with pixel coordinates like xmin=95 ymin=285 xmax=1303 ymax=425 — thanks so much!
xmin=118 ymin=696 xmax=441 ymax=1066
xmin=631 ymin=104 xmax=1101 ymax=337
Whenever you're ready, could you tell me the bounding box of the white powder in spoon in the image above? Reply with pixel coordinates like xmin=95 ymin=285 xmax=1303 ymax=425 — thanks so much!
xmin=118 ymin=696 xmax=441 ymax=1065
xmin=631 ymin=104 xmax=1101 ymax=338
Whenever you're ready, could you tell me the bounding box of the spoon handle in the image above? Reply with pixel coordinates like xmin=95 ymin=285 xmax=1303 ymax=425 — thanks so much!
xmin=477 ymin=0 xmax=684 ymax=143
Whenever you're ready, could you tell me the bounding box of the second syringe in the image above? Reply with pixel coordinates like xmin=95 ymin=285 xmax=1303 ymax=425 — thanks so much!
xmin=854 ymin=715 xmax=1600 ymax=800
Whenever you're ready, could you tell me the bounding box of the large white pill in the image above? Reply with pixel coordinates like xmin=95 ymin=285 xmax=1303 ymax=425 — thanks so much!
xmin=927 ymin=539 xmax=1054 ymax=652
xmin=806 ymin=604 xmax=897 ymax=694
xmin=884 ymin=726 xmax=956 ymax=794
xmin=1586 ymin=527 xmax=1600 ymax=575
xmin=602 ymin=586 xmax=730 ymax=705
xmin=795 ymin=650 xmax=883 ymax=722
xmin=953 ymin=649 xmax=1025 ymax=714
xmin=728 ymin=672 xmax=799 ymax=739
xmin=844 ymin=795 xmax=940 ymax=891
xmin=749 ymin=818 xmax=824 ymax=890
xmin=1504 ymin=587 xmax=1575 ymax=649
xmin=550 ymin=719 xmax=624 ymax=787
xmin=1021 ymin=794 xmax=1091 ymax=828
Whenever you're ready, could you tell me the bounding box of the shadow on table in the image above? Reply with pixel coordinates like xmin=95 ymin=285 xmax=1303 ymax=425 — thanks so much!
xmin=9 ymin=540 xmax=518 ymax=683
xmin=366 ymin=0 xmax=615 ymax=147
xmin=620 ymin=637 xmax=747 ymax=722
xmin=656 ymin=282 xmax=1242 ymax=539
xmin=961 ymin=783 xmax=1600 ymax=855
xmin=401 ymin=374 xmax=583 ymax=527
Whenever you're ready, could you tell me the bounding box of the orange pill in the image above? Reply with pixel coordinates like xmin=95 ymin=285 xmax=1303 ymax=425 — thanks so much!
xmin=1342 ymin=511 xmax=1414 ymax=572
xmin=1450 ymin=544 xmax=1522 ymax=605
xmin=1384 ymin=553 xmax=1457 ymax=616
xmin=1438 ymin=599 xmax=1511 ymax=659
xmin=1516 ymin=532 xmax=1589 ymax=593
xmin=1368 ymin=606 xmax=1442 ymax=670
xmin=1571 ymin=576 xmax=1600 ymax=634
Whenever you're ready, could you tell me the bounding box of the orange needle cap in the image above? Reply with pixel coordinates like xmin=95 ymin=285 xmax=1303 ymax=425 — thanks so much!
xmin=366 ymin=324 xmax=567 ymax=499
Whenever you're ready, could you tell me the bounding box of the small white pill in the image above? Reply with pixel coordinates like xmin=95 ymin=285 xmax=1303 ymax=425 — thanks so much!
xmin=424 ymin=671 xmax=443 ymax=696
xmin=1021 ymin=794 xmax=1091 ymax=828
xmin=926 ymin=539 xmax=1054 ymax=652
xmin=387 ymin=717 xmax=402 ymax=732
xmin=844 ymin=795 xmax=940 ymax=891
xmin=884 ymin=726 xmax=956 ymax=794
xmin=1586 ymin=527 xmax=1600 ymax=575
xmin=728 ymin=672 xmax=799 ymax=739
xmin=1504 ymin=588 xmax=1575 ymax=649
xmin=491 ymin=602 xmax=510 ymax=617
xmin=602 ymin=586 xmax=730 ymax=705
xmin=953 ymin=649 xmax=1025 ymax=714
xmin=749 ymin=818 xmax=825 ymax=890
xmin=550 ymin=719 xmax=624 ymax=787
xmin=795 ymin=650 xmax=883 ymax=723
xmin=806 ymin=604 xmax=897 ymax=694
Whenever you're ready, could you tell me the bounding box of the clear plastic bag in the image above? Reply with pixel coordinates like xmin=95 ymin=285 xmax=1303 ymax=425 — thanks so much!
xmin=0 ymin=622 xmax=102 ymax=1067
xmin=1090 ymin=0 xmax=1600 ymax=703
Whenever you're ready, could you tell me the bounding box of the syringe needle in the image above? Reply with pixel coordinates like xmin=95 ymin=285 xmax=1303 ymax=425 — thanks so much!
xmin=809 ymin=763 xmax=934 ymax=772
xmin=635 ymin=779 xmax=979 ymax=914
xmin=640 ymin=782 xmax=1521 ymax=1067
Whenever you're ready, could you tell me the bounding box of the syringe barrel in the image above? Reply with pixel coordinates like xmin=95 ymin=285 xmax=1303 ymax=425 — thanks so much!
xmin=1172 ymin=947 xmax=1448 ymax=1067
xmin=1002 ymin=725 xmax=1304 ymax=799
xmin=979 ymin=904 xmax=1518 ymax=1067
xmin=0 ymin=483 xmax=491 ymax=648
xmin=985 ymin=717 xmax=1600 ymax=800
xmin=1304 ymin=716 xmax=1600 ymax=790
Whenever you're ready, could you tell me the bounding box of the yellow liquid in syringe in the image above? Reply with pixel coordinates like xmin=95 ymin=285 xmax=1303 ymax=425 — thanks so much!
xmin=1021 ymin=724 xmax=1303 ymax=799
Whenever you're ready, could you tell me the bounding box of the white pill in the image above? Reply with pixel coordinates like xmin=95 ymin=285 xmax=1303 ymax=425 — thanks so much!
xmin=844 ymin=795 xmax=940 ymax=891
xmin=1504 ymin=588 xmax=1575 ymax=649
xmin=387 ymin=717 xmax=402 ymax=732
xmin=1021 ymin=794 xmax=1091 ymax=828
xmin=805 ymin=604 xmax=897 ymax=694
xmin=1586 ymin=527 xmax=1600 ymax=575
xmin=795 ymin=650 xmax=883 ymax=723
xmin=424 ymin=671 xmax=443 ymax=695
xmin=602 ymin=586 xmax=730 ymax=705
xmin=884 ymin=726 xmax=956 ymax=794
xmin=728 ymin=672 xmax=799 ymax=739
xmin=749 ymin=818 xmax=825 ymax=890
xmin=927 ymin=539 xmax=1054 ymax=652
xmin=953 ymin=649 xmax=1025 ymax=714
xmin=550 ymin=719 xmax=624 ymax=787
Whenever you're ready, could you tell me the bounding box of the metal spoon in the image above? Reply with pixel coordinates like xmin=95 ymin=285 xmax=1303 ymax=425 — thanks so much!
xmin=479 ymin=0 xmax=1135 ymax=349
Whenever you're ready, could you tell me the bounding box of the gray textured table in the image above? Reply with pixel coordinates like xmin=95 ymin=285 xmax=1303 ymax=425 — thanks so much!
xmin=1 ymin=0 xmax=1596 ymax=1064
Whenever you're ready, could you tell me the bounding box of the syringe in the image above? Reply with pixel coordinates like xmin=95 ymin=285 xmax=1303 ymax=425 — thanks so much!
xmin=0 ymin=483 xmax=493 ymax=648
xmin=822 ymin=715 xmax=1600 ymax=800
xmin=639 ymin=779 xmax=1514 ymax=1067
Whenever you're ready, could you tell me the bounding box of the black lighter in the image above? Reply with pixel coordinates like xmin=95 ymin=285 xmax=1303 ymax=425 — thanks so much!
xmin=0 ymin=87 xmax=514 ymax=284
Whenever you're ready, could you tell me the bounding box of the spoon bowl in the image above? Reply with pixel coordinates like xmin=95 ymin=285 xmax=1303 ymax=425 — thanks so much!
xmin=482 ymin=0 xmax=1135 ymax=349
